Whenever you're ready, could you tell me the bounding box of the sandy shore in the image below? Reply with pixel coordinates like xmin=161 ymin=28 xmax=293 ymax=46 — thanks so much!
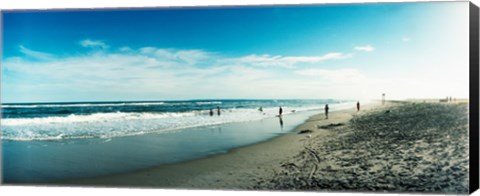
xmin=254 ymin=101 xmax=469 ymax=194
xmin=59 ymin=104 xmax=364 ymax=189
xmin=60 ymin=101 xmax=469 ymax=194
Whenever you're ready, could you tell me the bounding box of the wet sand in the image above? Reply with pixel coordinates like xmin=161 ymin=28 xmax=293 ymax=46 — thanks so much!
xmin=59 ymin=104 xmax=362 ymax=189
xmin=60 ymin=101 xmax=469 ymax=194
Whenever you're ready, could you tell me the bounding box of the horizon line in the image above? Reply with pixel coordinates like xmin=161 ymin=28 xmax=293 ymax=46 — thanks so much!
xmin=1 ymin=98 xmax=359 ymax=105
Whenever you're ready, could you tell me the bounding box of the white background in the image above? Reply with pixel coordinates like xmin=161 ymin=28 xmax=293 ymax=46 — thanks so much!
xmin=0 ymin=0 xmax=479 ymax=196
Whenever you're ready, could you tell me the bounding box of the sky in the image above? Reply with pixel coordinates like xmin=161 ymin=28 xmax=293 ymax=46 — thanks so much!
xmin=1 ymin=2 xmax=470 ymax=103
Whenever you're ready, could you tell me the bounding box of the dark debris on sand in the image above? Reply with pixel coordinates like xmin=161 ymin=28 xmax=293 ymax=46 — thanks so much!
xmin=252 ymin=102 xmax=469 ymax=194
xmin=317 ymin=123 xmax=345 ymax=129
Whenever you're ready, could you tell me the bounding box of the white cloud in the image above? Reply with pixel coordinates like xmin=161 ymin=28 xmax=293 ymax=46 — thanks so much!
xmin=402 ymin=37 xmax=411 ymax=42
xmin=79 ymin=39 xmax=109 ymax=49
xmin=354 ymin=45 xmax=375 ymax=52
xmin=2 ymin=43 xmax=359 ymax=102
xmin=18 ymin=45 xmax=55 ymax=60
xmin=139 ymin=47 xmax=212 ymax=65
xmin=5 ymin=42 xmax=468 ymax=102
xmin=223 ymin=52 xmax=352 ymax=68
xmin=4 ymin=46 xmax=222 ymax=98
xmin=174 ymin=50 xmax=212 ymax=65
xmin=295 ymin=68 xmax=367 ymax=83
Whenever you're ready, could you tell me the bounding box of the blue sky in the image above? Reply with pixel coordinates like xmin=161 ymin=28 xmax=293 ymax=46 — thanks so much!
xmin=2 ymin=2 xmax=469 ymax=103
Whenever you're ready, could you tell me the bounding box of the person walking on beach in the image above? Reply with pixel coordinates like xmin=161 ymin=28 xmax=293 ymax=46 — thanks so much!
xmin=279 ymin=106 xmax=283 ymax=116
xmin=279 ymin=116 xmax=284 ymax=128
xmin=217 ymin=106 xmax=221 ymax=116
xmin=324 ymin=104 xmax=329 ymax=119
xmin=209 ymin=108 xmax=214 ymax=116
xmin=357 ymin=101 xmax=360 ymax=112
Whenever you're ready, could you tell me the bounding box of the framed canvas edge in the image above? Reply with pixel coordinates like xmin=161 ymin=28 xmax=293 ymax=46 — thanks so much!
xmin=470 ymin=1 xmax=480 ymax=194
xmin=0 ymin=1 xmax=477 ymax=195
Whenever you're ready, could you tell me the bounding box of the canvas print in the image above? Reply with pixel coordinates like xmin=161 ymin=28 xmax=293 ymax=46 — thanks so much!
xmin=1 ymin=1 xmax=476 ymax=194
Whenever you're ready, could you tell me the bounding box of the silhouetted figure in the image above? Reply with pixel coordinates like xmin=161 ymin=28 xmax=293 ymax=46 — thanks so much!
xmin=279 ymin=107 xmax=283 ymax=116
xmin=382 ymin=93 xmax=386 ymax=105
xmin=279 ymin=116 xmax=284 ymax=128
xmin=357 ymin=101 xmax=360 ymax=112
xmin=217 ymin=106 xmax=221 ymax=116
xmin=209 ymin=109 xmax=213 ymax=116
xmin=325 ymin=104 xmax=329 ymax=119
xmin=258 ymin=106 xmax=263 ymax=112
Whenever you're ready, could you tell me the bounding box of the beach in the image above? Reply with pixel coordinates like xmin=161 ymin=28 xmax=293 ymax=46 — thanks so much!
xmin=55 ymin=104 xmax=361 ymax=188
xmin=59 ymin=101 xmax=469 ymax=194
xmin=254 ymin=101 xmax=469 ymax=194
xmin=2 ymin=100 xmax=350 ymax=183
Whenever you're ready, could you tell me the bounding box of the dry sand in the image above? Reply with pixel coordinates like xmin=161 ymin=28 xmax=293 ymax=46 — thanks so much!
xmin=61 ymin=101 xmax=469 ymax=194
xmin=254 ymin=101 xmax=469 ymax=194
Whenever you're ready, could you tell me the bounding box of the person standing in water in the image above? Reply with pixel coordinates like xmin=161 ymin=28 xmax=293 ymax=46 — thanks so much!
xmin=279 ymin=106 xmax=283 ymax=116
xmin=209 ymin=108 xmax=214 ymax=116
xmin=357 ymin=101 xmax=360 ymax=112
xmin=325 ymin=104 xmax=329 ymax=119
xmin=217 ymin=106 xmax=221 ymax=116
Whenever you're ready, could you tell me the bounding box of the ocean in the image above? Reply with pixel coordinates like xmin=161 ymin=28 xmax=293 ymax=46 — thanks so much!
xmin=2 ymin=99 xmax=355 ymax=183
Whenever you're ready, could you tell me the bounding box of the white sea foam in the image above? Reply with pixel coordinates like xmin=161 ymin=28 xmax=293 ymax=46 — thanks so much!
xmin=1 ymin=102 xmax=165 ymax=108
xmin=2 ymin=112 xmax=197 ymax=126
xmin=195 ymin=101 xmax=222 ymax=105
xmin=1 ymin=102 xmax=355 ymax=141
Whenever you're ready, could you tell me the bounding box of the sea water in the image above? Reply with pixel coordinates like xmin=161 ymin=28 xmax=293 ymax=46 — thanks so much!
xmin=1 ymin=99 xmax=354 ymax=183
